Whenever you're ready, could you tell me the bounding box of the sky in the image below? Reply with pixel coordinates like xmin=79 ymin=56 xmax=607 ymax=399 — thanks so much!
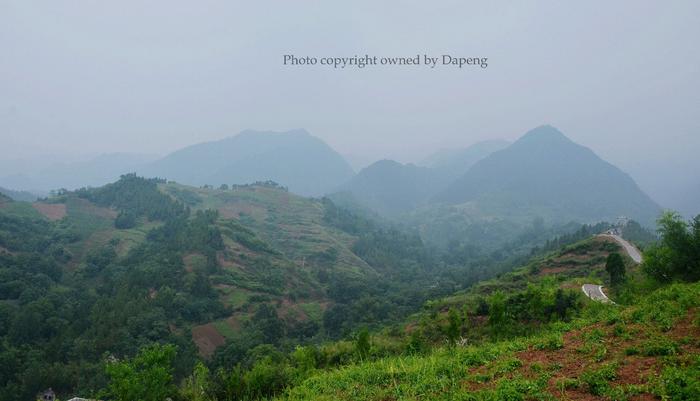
xmin=1 ymin=1 xmax=699 ymax=213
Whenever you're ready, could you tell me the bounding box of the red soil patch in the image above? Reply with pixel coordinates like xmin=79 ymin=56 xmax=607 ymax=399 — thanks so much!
xmin=616 ymin=356 xmax=657 ymax=385
xmin=560 ymin=282 xmax=581 ymax=290
xmin=192 ymin=323 xmax=226 ymax=358
xmin=183 ymin=253 xmax=204 ymax=273
xmin=217 ymin=201 xmax=265 ymax=220
xmin=465 ymin=317 xmax=686 ymax=399
xmin=225 ymin=316 xmax=243 ymax=331
xmin=73 ymin=198 xmax=118 ymax=218
xmin=32 ymin=202 xmax=67 ymax=220
xmin=539 ymin=266 xmax=569 ymax=275
xmin=667 ymin=308 xmax=699 ymax=343
xmin=277 ymin=298 xmax=309 ymax=322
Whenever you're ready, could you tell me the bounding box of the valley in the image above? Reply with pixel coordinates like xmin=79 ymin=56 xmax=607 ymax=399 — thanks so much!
xmin=0 ymin=128 xmax=696 ymax=401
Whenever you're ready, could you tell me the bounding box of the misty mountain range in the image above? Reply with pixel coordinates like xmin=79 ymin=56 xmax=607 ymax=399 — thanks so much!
xmin=0 ymin=126 xmax=674 ymax=226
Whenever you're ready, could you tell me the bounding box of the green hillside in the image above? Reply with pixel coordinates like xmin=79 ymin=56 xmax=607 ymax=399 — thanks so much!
xmin=335 ymin=160 xmax=448 ymax=216
xmin=0 ymin=174 xmax=535 ymax=399
xmin=271 ymin=233 xmax=699 ymax=401
xmin=1 ymin=174 xmax=695 ymax=401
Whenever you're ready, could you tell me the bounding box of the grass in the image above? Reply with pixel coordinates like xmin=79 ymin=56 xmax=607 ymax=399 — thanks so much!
xmin=227 ymin=290 xmax=251 ymax=309
xmin=213 ymin=319 xmax=239 ymax=339
xmin=299 ymin=302 xmax=323 ymax=321
xmin=0 ymin=201 xmax=44 ymax=219
xmin=281 ymin=341 xmax=527 ymax=401
xmin=272 ymin=278 xmax=700 ymax=401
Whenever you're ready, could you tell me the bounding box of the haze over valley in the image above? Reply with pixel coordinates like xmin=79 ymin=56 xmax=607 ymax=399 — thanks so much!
xmin=1 ymin=2 xmax=699 ymax=401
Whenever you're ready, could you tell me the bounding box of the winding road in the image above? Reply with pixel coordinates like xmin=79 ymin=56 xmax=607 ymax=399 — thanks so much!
xmin=581 ymin=233 xmax=643 ymax=303
xmin=598 ymin=233 xmax=643 ymax=263
xmin=581 ymin=284 xmax=613 ymax=303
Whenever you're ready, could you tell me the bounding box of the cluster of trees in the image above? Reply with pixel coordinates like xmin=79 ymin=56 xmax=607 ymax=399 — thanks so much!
xmin=319 ymin=201 xmax=525 ymax=339
xmin=530 ymin=222 xmax=612 ymax=256
xmin=0 ymin=177 xmax=234 ymax=399
xmin=643 ymin=212 xmax=700 ymax=282
xmin=77 ymin=174 xmax=188 ymax=228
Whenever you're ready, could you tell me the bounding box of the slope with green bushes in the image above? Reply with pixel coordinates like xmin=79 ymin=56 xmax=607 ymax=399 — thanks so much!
xmin=1 ymin=175 xmax=535 ymax=400
xmin=271 ymin=225 xmax=699 ymax=400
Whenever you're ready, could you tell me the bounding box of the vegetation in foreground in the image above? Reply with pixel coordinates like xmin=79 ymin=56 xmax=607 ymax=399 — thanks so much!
xmin=1 ymin=175 xmax=606 ymax=400
xmin=91 ymin=213 xmax=699 ymax=400
xmin=1 ymin=174 xmax=696 ymax=400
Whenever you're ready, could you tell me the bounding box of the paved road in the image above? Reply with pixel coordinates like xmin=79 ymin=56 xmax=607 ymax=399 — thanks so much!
xmin=582 ymin=233 xmax=643 ymax=303
xmin=598 ymin=234 xmax=643 ymax=263
xmin=581 ymin=284 xmax=613 ymax=303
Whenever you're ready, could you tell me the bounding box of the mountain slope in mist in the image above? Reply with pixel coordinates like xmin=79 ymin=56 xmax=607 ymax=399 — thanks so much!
xmin=337 ymin=141 xmax=508 ymax=216
xmin=0 ymin=186 xmax=38 ymax=202
xmin=420 ymin=139 xmax=510 ymax=181
xmin=436 ymin=125 xmax=661 ymax=226
xmin=140 ymin=129 xmax=355 ymax=197
xmin=0 ymin=153 xmax=156 ymax=192
xmin=336 ymin=160 xmax=446 ymax=216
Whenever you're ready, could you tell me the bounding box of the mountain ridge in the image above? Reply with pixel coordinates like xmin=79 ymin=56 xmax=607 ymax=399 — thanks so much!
xmin=140 ymin=129 xmax=355 ymax=197
xmin=435 ymin=125 xmax=661 ymax=226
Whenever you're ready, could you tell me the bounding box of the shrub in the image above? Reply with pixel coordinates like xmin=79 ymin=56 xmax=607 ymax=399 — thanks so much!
xmin=580 ymin=363 xmax=617 ymax=396
xmin=641 ymin=338 xmax=678 ymax=357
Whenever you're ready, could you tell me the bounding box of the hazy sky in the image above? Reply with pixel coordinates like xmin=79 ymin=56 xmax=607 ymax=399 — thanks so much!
xmin=1 ymin=2 xmax=699 ymax=180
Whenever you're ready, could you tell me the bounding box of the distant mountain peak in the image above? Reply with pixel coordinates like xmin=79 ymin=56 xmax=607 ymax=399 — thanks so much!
xmin=140 ymin=128 xmax=354 ymax=197
xmin=367 ymin=159 xmax=407 ymax=169
xmin=516 ymin=125 xmax=573 ymax=145
xmin=238 ymin=128 xmax=310 ymax=137
xmin=435 ymin=125 xmax=661 ymax=226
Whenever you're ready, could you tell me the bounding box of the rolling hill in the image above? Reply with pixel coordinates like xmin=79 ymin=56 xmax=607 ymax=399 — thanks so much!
xmin=334 ymin=141 xmax=509 ymax=217
xmin=2 ymin=173 xmax=696 ymax=400
xmin=1 ymin=174 xmax=502 ymax=399
xmin=334 ymin=160 xmax=447 ymax=216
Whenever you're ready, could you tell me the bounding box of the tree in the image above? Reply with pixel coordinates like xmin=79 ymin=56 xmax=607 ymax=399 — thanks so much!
xmin=180 ymin=362 xmax=212 ymax=401
xmin=251 ymin=304 xmax=284 ymax=344
xmin=323 ymin=303 xmax=351 ymax=337
xmin=355 ymin=327 xmax=371 ymax=360
xmin=605 ymin=252 xmax=626 ymax=286
xmin=406 ymin=329 xmax=426 ymax=354
xmin=551 ymin=288 xmax=578 ymax=321
xmin=104 ymin=343 xmax=177 ymax=401
xmin=475 ymin=298 xmax=489 ymax=316
xmin=115 ymin=210 xmax=137 ymax=229
xmin=643 ymin=212 xmax=700 ymax=282
xmin=445 ymin=307 xmax=461 ymax=346
xmin=488 ymin=291 xmax=508 ymax=328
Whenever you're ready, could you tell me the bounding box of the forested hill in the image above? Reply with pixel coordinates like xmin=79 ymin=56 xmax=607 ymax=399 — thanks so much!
xmin=335 ymin=160 xmax=449 ymax=216
xmin=2 ymin=173 xmax=694 ymax=400
xmin=0 ymin=174 xmax=541 ymax=399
